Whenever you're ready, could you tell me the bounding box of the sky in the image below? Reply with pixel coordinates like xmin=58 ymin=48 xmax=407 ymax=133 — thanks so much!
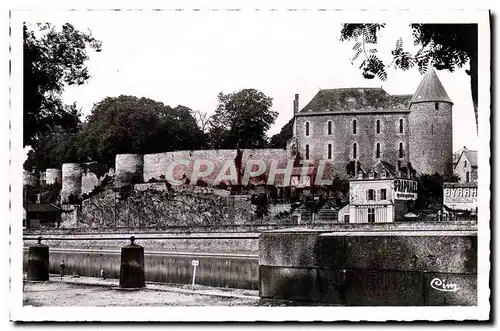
xmin=30 ymin=10 xmax=478 ymax=152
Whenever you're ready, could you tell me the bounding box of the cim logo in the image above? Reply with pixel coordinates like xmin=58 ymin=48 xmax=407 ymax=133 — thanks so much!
xmin=430 ymin=278 xmax=459 ymax=292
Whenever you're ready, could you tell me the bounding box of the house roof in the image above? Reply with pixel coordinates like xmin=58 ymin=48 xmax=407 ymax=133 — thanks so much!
xmin=410 ymin=66 xmax=453 ymax=105
xmin=299 ymin=88 xmax=412 ymax=113
xmin=350 ymin=160 xmax=400 ymax=180
xmin=25 ymin=203 xmax=61 ymax=212
xmin=455 ymin=150 xmax=478 ymax=169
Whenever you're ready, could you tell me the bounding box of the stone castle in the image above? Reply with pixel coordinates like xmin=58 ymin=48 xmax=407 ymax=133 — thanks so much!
xmin=288 ymin=65 xmax=453 ymax=178
xmin=24 ymin=66 xmax=453 ymax=206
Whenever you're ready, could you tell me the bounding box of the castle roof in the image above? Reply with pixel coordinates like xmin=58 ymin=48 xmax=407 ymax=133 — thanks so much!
xmin=410 ymin=66 xmax=453 ymax=105
xmin=299 ymin=88 xmax=412 ymax=113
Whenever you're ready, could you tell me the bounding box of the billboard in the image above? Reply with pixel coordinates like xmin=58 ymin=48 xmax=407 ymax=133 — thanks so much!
xmin=443 ymin=184 xmax=478 ymax=211
xmin=393 ymin=178 xmax=418 ymax=200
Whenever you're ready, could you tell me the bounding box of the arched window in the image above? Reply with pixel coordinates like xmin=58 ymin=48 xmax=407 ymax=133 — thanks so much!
xmin=305 ymin=144 xmax=310 ymax=160
xmin=353 ymin=120 xmax=357 ymax=134
xmin=399 ymin=119 xmax=404 ymax=133
xmin=399 ymin=142 xmax=404 ymax=158
xmin=376 ymin=120 xmax=381 ymax=134
xmin=376 ymin=143 xmax=381 ymax=158
xmin=327 ymin=121 xmax=332 ymax=135
xmin=305 ymin=122 xmax=310 ymax=136
xmin=353 ymin=143 xmax=357 ymax=159
xmin=328 ymin=144 xmax=332 ymax=160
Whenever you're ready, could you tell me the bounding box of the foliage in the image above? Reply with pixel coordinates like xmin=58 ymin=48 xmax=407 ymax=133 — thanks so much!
xmin=78 ymin=95 xmax=206 ymax=165
xmin=23 ymin=125 xmax=84 ymax=170
xmin=23 ymin=23 xmax=102 ymax=146
xmin=268 ymin=118 xmax=294 ymax=148
xmin=340 ymin=23 xmax=478 ymax=130
xmin=24 ymin=183 xmax=61 ymax=205
xmin=302 ymin=194 xmax=328 ymax=217
xmin=250 ymin=193 xmax=269 ymax=218
xmin=415 ymin=172 xmax=459 ymax=211
xmin=208 ymin=89 xmax=278 ymax=149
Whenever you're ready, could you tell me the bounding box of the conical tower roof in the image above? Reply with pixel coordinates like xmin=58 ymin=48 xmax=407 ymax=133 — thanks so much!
xmin=410 ymin=66 xmax=453 ymax=105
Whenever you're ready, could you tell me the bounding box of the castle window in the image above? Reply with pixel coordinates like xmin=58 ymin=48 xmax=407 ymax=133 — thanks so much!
xmin=380 ymin=189 xmax=387 ymax=200
xmin=353 ymin=120 xmax=357 ymax=134
xmin=399 ymin=142 xmax=404 ymax=158
xmin=305 ymin=144 xmax=310 ymax=160
xmin=327 ymin=121 xmax=332 ymax=135
xmin=399 ymin=119 xmax=404 ymax=133
xmin=435 ymin=102 xmax=439 ymax=110
xmin=398 ymin=160 xmax=402 ymax=169
xmin=466 ymin=171 xmax=470 ymax=183
xmin=381 ymin=170 xmax=387 ymax=179
xmin=465 ymin=160 xmax=468 ymax=167
xmin=376 ymin=120 xmax=381 ymax=134
xmin=367 ymin=189 xmax=375 ymax=201
xmin=305 ymin=122 xmax=310 ymax=136
xmin=327 ymin=144 xmax=332 ymax=160
xmin=376 ymin=143 xmax=381 ymax=158
xmin=369 ymin=171 xmax=374 ymax=179
xmin=353 ymin=143 xmax=357 ymax=159
xmin=431 ymin=124 xmax=434 ymax=135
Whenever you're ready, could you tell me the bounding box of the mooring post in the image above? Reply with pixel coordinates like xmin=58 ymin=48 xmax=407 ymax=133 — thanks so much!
xmin=119 ymin=236 xmax=145 ymax=288
xmin=27 ymin=236 xmax=49 ymax=281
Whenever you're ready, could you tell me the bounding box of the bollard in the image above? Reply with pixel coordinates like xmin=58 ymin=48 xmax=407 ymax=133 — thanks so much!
xmin=27 ymin=237 xmax=49 ymax=281
xmin=119 ymin=236 xmax=145 ymax=288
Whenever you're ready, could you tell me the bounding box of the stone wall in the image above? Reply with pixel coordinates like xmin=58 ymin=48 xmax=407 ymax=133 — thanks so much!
xmin=295 ymin=112 xmax=410 ymax=178
xmin=409 ymin=102 xmax=453 ymax=177
xmin=78 ymin=184 xmax=260 ymax=228
xmin=259 ymin=229 xmax=477 ymax=305
xmin=45 ymin=168 xmax=62 ymax=185
xmin=142 ymin=149 xmax=289 ymax=186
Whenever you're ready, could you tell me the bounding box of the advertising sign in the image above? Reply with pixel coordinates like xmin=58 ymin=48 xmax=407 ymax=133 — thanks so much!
xmin=443 ymin=185 xmax=477 ymax=211
xmin=393 ymin=179 xmax=418 ymax=200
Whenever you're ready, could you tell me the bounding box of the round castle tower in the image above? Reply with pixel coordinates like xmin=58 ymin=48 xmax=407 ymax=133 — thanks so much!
xmin=61 ymin=163 xmax=82 ymax=204
xmin=409 ymin=66 xmax=453 ymax=177
xmin=45 ymin=168 xmax=62 ymax=185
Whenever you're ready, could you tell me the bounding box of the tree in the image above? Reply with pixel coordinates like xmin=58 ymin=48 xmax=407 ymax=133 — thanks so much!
xmin=209 ymin=89 xmax=278 ymax=149
xmin=24 ymin=23 xmax=102 ymax=146
xmin=340 ymin=24 xmax=478 ymax=131
xmin=269 ymin=118 xmax=294 ymax=148
xmin=191 ymin=109 xmax=212 ymax=133
xmin=23 ymin=125 xmax=83 ymax=170
xmin=415 ymin=172 xmax=459 ymax=211
xmin=78 ymin=95 xmax=205 ymax=165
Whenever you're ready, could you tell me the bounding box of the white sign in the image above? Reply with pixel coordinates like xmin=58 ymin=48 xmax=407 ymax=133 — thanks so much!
xmin=443 ymin=186 xmax=478 ymax=211
xmin=393 ymin=179 xmax=418 ymax=200
xmin=192 ymin=260 xmax=199 ymax=266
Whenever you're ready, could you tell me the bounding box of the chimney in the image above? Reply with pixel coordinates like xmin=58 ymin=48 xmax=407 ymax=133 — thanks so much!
xmin=294 ymin=94 xmax=299 ymax=114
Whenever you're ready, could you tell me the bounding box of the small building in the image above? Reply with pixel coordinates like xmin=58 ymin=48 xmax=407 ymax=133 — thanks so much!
xmin=23 ymin=203 xmax=62 ymax=229
xmin=342 ymin=161 xmax=418 ymax=223
xmin=454 ymin=147 xmax=478 ymax=183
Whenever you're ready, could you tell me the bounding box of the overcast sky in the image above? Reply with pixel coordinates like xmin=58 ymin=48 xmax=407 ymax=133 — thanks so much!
xmin=28 ymin=10 xmax=478 ymax=152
